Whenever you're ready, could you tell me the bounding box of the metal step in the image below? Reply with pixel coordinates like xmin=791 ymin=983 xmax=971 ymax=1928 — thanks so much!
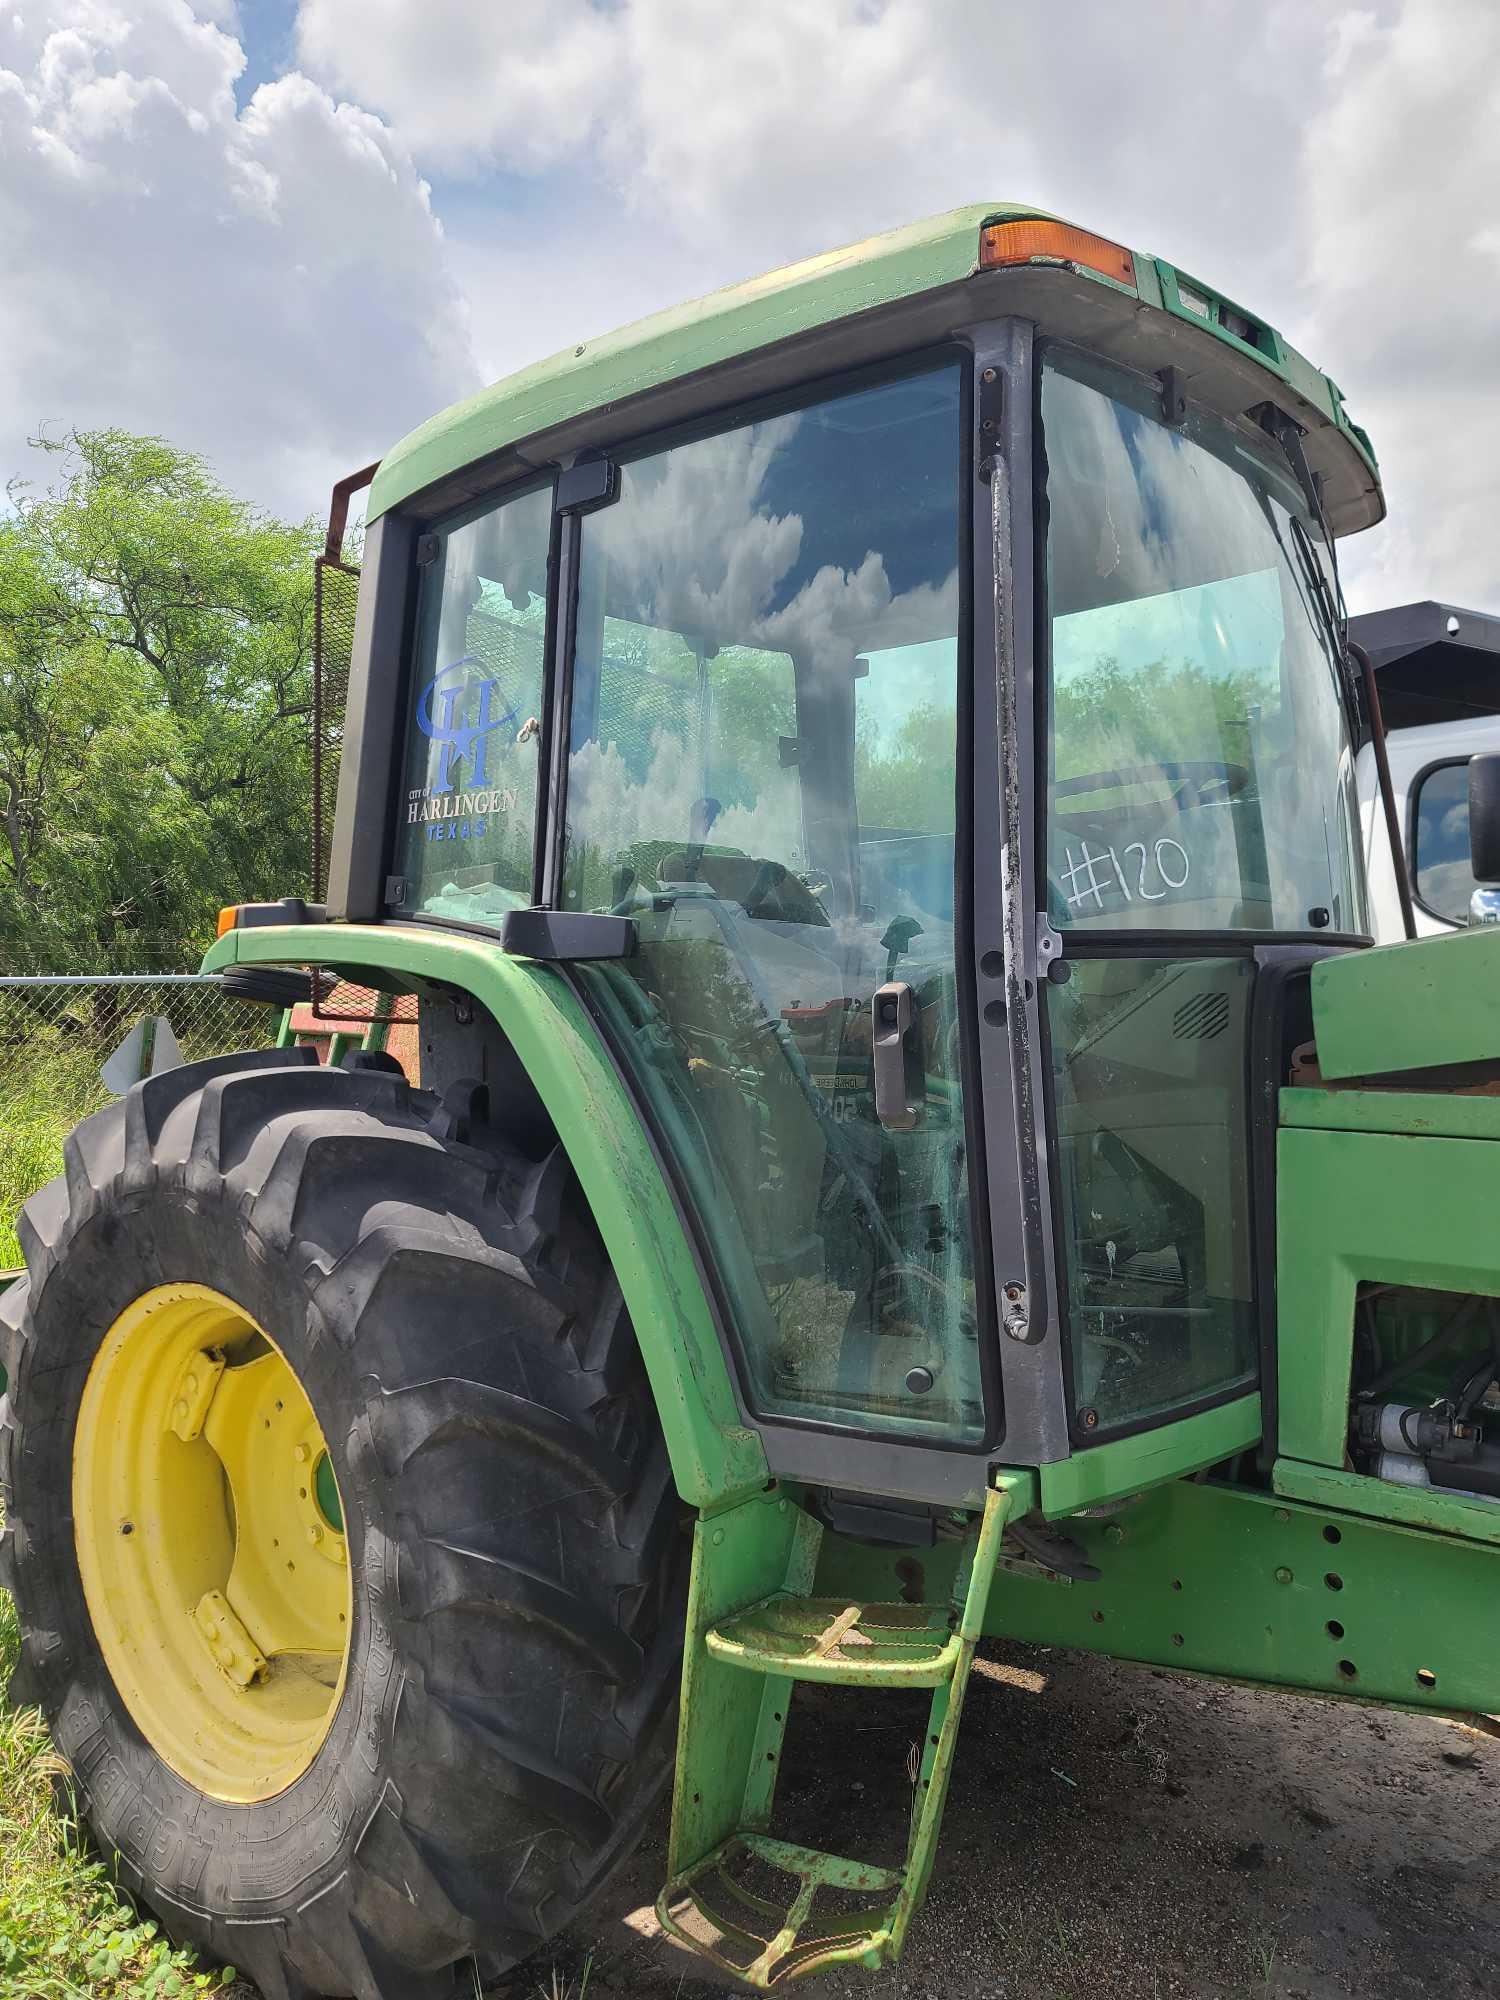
xmin=658 ymin=1831 xmax=905 ymax=1986
xmin=705 ymin=1594 xmax=960 ymax=1687
xmin=655 ymin=1478 xmax=1020 ymax=1987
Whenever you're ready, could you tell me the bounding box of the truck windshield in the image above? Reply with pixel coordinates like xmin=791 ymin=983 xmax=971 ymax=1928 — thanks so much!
xmin=1042 ymin=350 xmax=1367 ymax=938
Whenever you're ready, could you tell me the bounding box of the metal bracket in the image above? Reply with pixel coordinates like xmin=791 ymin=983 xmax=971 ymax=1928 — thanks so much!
xmin=1158 ymin=366 xmax=1188 ymax=427
xmin=1035 ymin=917 xmax=1068 ymax=984
xmin=555 ymin=458 xmax=620 ymax=515
xmin=872 ymin=979 xmax=924 ymax=1131
xmin=1001 ymin=1279 xmax=1030 ymax=1342
xmin=977 ymin=363 xmax=1004 ymax=480
xmin=168 ymin=1348 xmax=226 ymax=1444
xmin=193 ymin=1590 xmax=267 ymax=1690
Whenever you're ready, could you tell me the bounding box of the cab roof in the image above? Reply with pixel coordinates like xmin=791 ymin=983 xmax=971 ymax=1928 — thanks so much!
xmin=367 ymin=202 xmax=1382 ymax=537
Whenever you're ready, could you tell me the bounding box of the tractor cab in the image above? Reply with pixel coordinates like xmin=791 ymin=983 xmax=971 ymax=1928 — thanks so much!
xmin=363 ymin=211 xmax=1378 ymax=1504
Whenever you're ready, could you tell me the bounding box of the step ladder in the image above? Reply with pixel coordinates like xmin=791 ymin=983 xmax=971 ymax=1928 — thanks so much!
xmin=655 ymin=1476 xmax=1017 ymax=1986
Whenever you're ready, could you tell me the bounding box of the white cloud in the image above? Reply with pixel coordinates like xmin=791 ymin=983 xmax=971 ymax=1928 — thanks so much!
xmin=4 ymin=0 xmax=1491 ymax=621
xmin=1301 ymin=0 xmax=1500 ymax=612
xmin=296 ymin=0 xmax=1495 ymax=614
xmin=296 ymin=0 xmax=613 ymax=171
xmin=295 ymin=0 xmax=1322 ymax=281
xmin=0 ymin=0 xmax=478 ymax=519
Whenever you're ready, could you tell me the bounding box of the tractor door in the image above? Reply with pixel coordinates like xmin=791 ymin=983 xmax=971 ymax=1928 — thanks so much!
xmin=1035 ymin=346 xmax=1368 ymax=1446
xmin=556 ymin=361 xmax=1001 ymax=1475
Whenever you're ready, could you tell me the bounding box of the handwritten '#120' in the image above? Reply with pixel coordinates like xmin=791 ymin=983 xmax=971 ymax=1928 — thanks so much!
xmin=1060 ymin=837 xmax=1191 ymax=911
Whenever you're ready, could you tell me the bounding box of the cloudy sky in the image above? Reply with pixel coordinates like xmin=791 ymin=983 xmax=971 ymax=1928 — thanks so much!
xmin=1 ymin=0 xmax=1495 ymax=613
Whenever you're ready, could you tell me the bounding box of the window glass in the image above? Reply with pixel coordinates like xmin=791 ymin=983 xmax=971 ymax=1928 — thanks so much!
xmin=1049 ymin=956 xmax=1258 ymax=1430
xmin=1043 ymin=356 xmax=1367 ymax=937
xmin=567 ymin=366 xmax=983 ymax=1439
xmin=391 ymin=483 xmax=552 ymax=922
xmin=1412 ymin=761 xmax=1474 ymax=924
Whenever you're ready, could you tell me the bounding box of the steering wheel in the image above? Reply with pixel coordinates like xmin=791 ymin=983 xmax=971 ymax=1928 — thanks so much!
xmin=1053 ymin=760 xmax=1251 ymax=817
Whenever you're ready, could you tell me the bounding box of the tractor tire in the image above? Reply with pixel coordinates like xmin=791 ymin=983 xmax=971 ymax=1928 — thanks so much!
xmin=0 ymin=1047 xmax=686 ymax=2000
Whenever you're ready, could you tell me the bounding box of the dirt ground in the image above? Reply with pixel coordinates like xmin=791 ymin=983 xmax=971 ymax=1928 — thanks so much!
xmin=495 ymin=1636 xmax=1500 ymax=2000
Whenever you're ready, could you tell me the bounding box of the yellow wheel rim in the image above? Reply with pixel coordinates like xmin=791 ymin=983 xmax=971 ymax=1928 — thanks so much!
xmin=73 ymin=1283 xmax=352 ymax=1804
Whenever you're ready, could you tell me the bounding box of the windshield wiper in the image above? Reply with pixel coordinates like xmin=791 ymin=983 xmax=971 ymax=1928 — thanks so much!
xmin=1246 ymin=403 xmax=1350 ymax=680
xmin=1288 ymin=514 xmax=1345 ymax=665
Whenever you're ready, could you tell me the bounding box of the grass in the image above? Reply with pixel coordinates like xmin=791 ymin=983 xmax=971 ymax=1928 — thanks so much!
xmin=0 ymin=995 xmax=278 ymax=1269
xmin=0 ymin=1031 xmax=113 ymax=1268
xmin=0 ymin=1563 xmax=240 ymax=1997
xmin=0 ymin=995 xmax=284 ymax=1995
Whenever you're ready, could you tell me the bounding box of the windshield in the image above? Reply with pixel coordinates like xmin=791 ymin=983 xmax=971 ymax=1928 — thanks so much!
xmin=1042 ymin=351 xmax=1368 ymax=937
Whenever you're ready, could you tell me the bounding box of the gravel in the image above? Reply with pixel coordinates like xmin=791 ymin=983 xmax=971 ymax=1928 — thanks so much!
xmin=496 ymin=1636 xmax=1500 ymax=2000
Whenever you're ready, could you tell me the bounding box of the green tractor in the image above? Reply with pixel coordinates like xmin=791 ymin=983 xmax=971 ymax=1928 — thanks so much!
xmin=5 ymin=203 xmax=1499 ymax=1998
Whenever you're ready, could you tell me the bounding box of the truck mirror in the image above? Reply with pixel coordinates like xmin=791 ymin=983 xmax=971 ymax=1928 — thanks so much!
xmin=1467 ymin=753 xmax=1500 ymax=926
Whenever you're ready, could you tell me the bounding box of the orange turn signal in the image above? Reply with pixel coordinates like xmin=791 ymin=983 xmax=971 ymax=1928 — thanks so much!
xmin=216 ymin=906 xmax=239 ymax=938
xmin=979 ymin=219 xmax=1135 ymax=290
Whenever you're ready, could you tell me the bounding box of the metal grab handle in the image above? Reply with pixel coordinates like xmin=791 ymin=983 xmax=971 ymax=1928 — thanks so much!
xmin=872 ymin=980 xmax=923 ymax=1132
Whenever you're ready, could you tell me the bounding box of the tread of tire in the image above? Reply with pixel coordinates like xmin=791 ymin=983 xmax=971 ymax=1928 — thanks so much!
xmin=0 ymin=1050 xmax=685 ymax=1998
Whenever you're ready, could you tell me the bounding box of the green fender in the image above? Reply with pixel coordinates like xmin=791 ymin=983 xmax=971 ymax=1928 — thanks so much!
xmin=203 ymin=921 xmax=768 ymax=1509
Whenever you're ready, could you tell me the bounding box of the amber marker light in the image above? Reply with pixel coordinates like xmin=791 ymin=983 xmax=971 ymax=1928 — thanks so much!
xmin=979 ymin=219 xmax=1136 ymax=289
xmin=216 ymin=906 xmax=239 ymax=938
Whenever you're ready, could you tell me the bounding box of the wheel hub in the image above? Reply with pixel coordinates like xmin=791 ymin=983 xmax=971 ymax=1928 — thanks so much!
xmin=72 ymin=1283 xmax=352 ymax=1803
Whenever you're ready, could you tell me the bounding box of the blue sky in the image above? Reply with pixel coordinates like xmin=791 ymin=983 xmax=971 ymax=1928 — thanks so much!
xmin=0 ymin=0 xmax=1496 ymax=616
xmin=235 ymin=0 xmax=297 ymax=101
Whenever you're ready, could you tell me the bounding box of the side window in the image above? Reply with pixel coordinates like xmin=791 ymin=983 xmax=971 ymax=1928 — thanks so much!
xmin=391 ymin=483 xmax=553 ymax=924
xmin=1412 ymin=761 xmax=1474 ymax=925
xmin=1049 ymin=956 xmax=1258 ymax=1431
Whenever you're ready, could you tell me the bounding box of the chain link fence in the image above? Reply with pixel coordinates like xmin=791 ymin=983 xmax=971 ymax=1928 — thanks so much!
xmin=0 ymin=975 xmax=280 ymax=1267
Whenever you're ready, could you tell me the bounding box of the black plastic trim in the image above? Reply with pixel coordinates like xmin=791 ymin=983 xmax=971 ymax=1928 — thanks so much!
xmin=555 ymin=458 xmax=619 ymax=514
xmin=232 ymin=898 xmax=327 ymax=929
xmin=328 ymin=510 xmax=417 ymax=922
xmin=1049 ymin=928 xmax=1372 ymax=955
xmin=500 ymin=909 xmax=637 ymax=961
xmin=536 ymin=506 xmax=578 ymax=908
xmin=948 ymin=340 xmax=1007 ymax=1452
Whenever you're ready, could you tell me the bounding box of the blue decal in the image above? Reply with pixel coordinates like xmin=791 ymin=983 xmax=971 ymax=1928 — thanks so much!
xmin=416 ymin=657 xmax=518 ymax=793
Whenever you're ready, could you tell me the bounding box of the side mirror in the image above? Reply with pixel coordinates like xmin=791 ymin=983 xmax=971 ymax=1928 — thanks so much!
xmin=1468 ymin=753 xmax=1500 ymax=927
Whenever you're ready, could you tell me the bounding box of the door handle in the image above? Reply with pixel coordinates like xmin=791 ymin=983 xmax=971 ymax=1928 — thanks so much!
xmin=872 ymin=980 xmax=924 ymax=1131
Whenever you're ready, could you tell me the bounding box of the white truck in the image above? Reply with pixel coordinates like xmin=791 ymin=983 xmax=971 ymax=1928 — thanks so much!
xmin=1352 ymin=600 xmax=1500 ymax=941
